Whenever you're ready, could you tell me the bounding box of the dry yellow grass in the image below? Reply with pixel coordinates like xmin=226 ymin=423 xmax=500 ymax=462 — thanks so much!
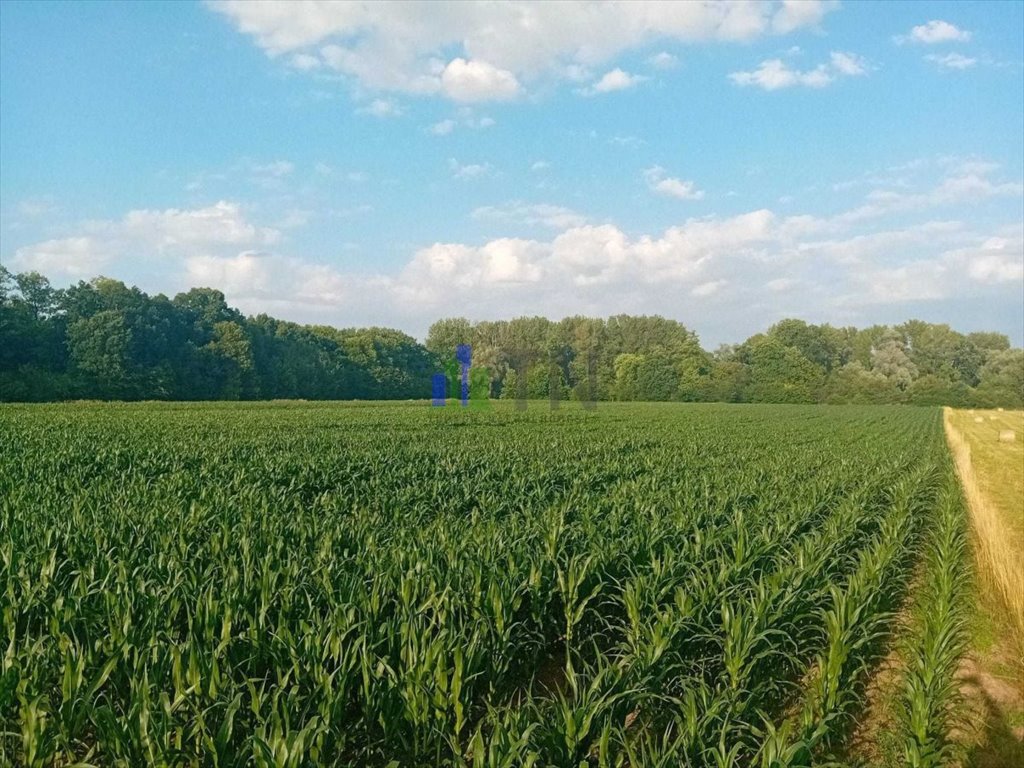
xmin=944 ymin=408 xmax=1024 ymax=677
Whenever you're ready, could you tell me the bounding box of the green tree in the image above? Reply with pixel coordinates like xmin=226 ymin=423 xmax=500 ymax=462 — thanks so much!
xmin=871 ymin=331 xmax=918 ymax=390
xmin=823 ymin=362 xmax=898 ymax=404
xmin=974 ymin=349 xmax=1024 ymax=408
xmin=68 ymin=310 xmax=133 ymax=398
xmin=13 ymin=271 xmax=57 ymax=319
xmin=741 ymin=336 xmax=824 ymax=403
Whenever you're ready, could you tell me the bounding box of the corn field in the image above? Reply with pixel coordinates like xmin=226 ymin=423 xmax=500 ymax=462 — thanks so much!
xmin=0 ymin=402 xmax=970 ymax=766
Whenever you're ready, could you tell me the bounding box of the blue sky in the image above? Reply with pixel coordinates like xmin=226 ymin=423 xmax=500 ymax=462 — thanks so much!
xmin=2 ymin=0 xmax=1022 ymax=346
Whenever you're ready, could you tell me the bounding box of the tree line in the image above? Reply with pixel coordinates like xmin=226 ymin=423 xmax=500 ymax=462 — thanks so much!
xmin=2 ymin=267 xmax=1021 ymax=407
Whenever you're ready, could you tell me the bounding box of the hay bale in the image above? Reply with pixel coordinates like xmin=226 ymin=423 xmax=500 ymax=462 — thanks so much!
xmin=998 ymin=430 xmax=1016 ymax=443
xmin=974 ymin=417 xmax=985 ymax=423
xmin=989 ymin=415 xmax=997 ymax=420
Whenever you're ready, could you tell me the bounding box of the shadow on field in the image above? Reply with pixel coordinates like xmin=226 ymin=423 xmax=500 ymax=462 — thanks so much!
xmin=961 ymin=661 xmax=1024 ymax=767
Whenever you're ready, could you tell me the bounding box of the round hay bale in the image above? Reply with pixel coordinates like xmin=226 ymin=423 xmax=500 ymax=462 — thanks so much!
xmin=974 ymin=416 xmax=985 ymax=423
xmin=998 ymin=430 xmax=1016 ymax=443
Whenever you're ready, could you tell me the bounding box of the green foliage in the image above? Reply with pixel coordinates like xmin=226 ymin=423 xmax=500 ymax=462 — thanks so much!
xmin=0 ymin=401 xmax=966 ymax=766
xmin=67 ymin=310 xmax=134 ymax=398
xmin=0 ymin=268 xmax=1020 ymax=407
xmin=740 ymin=336 xmax=825 ymax=403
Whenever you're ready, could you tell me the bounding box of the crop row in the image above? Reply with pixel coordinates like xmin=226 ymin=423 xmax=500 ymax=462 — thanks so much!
xmin=0 ymin=402 xmax=962 ymax=766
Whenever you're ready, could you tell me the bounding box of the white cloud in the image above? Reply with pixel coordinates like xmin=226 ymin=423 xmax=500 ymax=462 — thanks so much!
xmin=278 ymin=209 xmax=312 ymax=229
xmin=730 ymin=50 xmax=870 ymax=90
xmin=10 ymin=237 xmax=111 ymax=277
xmin=9 ymin=172 xmax=1021 ymax=343
xmin=609 ymin=134 xmax=645 ymax=149
xmin=766 ymin=277 xmax=797 ymax=291
xmin=925 ymin=52 xmax=977 ymax=71
xmin=289 ymin=53 xmax=321 ymax=71
xmin=531 ymin=160 xmax=550 ymax=172
xmin=8 ymin=202 xmax=279 ymax=281
xmin=428 ymin=111 xmax=495 ymax=135
xmin=647 ymin=51 xmax=679 ymax=70
xmin=249 ymin=160 xmax=294 ymax=178
xmin=112 ymin=201 xmax=279 ymax=249
xmin=440 ymin=58 xmax=522 ymax=103
xmin=357 ymin=98 xmax=403 ymax=117
xmin=849 ymin=229 xmax=1023 ymax=305
xmin=896 ymin=20 xmax=972 ymax=45
xmin=185 ymin=251 xmax=350 ymax=307
xmin=472 ymin=201 xmax=588 ymax=230
xmin=210 ymin=0 xmax=838 ymax=100
xmin=578 ymin=68 xmax=647 ymax=96
xmin=829 ymin=51 xmax=868 ymax=76
xmin=729 ymin=59 xmax=832 ymax=89
xmin=449 ymin=159 xmax=493 ymax=179
xmin=430 ymin=119 xmax=457 ymax=136
xmin=692 ymin=279 xmax=727 ymax=297
xmin=643 ymin=166 xmax=705 ymax=200
xmin=772 ymin=0 xmax=835 ymax=34
xmin=16 ymin=197 xmax=58 ymax=217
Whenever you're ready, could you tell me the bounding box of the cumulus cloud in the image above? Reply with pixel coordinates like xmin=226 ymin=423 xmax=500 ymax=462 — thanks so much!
xmin=6 ymin=157 xmax=1020 ymax=342
xmin=730 ymin=50 xmax=871 ymax=90
xmin=925 ymin=52 xmax=977 ymax=71
xmin=647 ymin=51 xmax=679 ymax=70
xmin=209 ymin=0 xmax=838 ymax=100
xmin=185 ymin=251 xmax=350 ymax=307
xmin=449 ymin=159 xmax=494 ymax=179
xmin=8 ymin=201 xmax=279 ymax=280
xmin=829 ymin=51 xmax=868 ymax=76
xmin=849 ymin=229 xmax=1023 ymax=305
xmin=691 ymin=279 xmax=727 ymax=297
xmin=9 ymin=237 xmax=111 ymax=278
xmin=357 ymin=98 xmax=403 ymax=117
xmin=289 ymin=53 xmax=321 ymax=71
xmin=428 ymin=110 xmax=495 ymax=135
xmin=430 ymin=119 xmax=457 ymax=136
xmin=578 ymin=68 xmax=647 ymax=96
xmin=895 ymin=20 xmax=972 ymax=45
xmin=729 ymin=59 xmax=833 ymax=89
xmin=440 ymin=58 xmax=522 ymax=102
xmin=772 ymin=0 xmax=835 ymax=34
xmin=643 ymin=166 xmax=705 ymax=200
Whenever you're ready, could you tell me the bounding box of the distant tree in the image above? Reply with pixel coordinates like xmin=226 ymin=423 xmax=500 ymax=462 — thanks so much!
xmin=906 ymin=374 xmax=970 ymax=407
xmin=1 ymin=267 xmax=1020 ymax=408
xmin=740 ymin=336 xmax=824 ymax=403
xmin=425 ymin=317 xmax=474 ymax=361
xmin=0 ymin=265 xmax=14 ymax=302
xmin=768 ymin=319 xmax=846 ymax=372
xmin=974 ymin=349 xmax=1024 ymax=408
xmin=967 ymin=331 xmax=1011 ymax=351
xmin=68 ymin=310 xmax=133 ymax=398
xmin=871 ymin=331 xmax=918 ymax=390
xmin=204 ymin=320 xmax=255 ymax=399
xmin=13 ymin=271 xmax=57 ymax=319
xmin=823 ymin=362 xmax=898 ymax=404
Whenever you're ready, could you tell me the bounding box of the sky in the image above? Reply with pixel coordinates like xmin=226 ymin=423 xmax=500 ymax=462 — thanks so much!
xmin=1 ymin=0 xmax=1022 ymax=347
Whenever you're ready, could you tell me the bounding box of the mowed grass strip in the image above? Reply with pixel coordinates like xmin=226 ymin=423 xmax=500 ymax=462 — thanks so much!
xmin=944 ymin=407 xmax=1024 ymax=764
xmin=944 ymin=408 xmax=1024 ymax=658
